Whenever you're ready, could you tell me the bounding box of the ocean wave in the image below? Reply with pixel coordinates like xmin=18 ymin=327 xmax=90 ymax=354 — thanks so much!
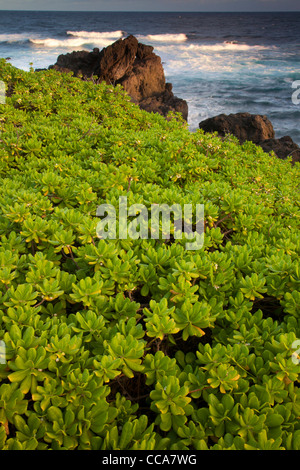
xmin=137 ymin=33 xmax=188 ymax=43
xmin=28 ymin=30 xmax=125 ymax=48
xmin=186 ymin=42 xmax=274 ymax=52
xmin=66 ymin=30 xmax=124 ymax=39
xmin=155 ymin=41 xmax=275 ymax=54
xmin=213 ymin=41 xmax=274 ymax=51
xmin=0 ymin=33 xmax=32 ymax=44
xmin=29 ymin=37 xmax=118 ymax=49
xmin=28 ymin=31 xmax=189 ymax=49
xmin=154 ymin=42 xmax=278 ymax=76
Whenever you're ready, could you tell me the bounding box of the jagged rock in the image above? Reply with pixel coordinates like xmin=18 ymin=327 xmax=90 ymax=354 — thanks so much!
xmin=117 ymin=48 xmax=166 ymax=102
xmin=94 ymin=35 xmax=139 ymax=83
xmin=199 ymin=112 xmax=275 ymax=144
xmin=48 ymin=35 xmax=188 ymax=120
xmin=258 ymin=135 xmax=300 ymax=164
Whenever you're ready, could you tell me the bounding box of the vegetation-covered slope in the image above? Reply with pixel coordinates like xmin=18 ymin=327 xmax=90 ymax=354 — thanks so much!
xmin=0 ymin=59 xmax=299 ymax=450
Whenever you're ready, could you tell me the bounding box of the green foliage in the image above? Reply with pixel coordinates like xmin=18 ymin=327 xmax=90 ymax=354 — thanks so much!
xmin=0 ymin=59 xmax=299 ymax=449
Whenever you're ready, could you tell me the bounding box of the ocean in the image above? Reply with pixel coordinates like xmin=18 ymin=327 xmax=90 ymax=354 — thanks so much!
xmin=0 ymin=10 xmax=299 ymax=144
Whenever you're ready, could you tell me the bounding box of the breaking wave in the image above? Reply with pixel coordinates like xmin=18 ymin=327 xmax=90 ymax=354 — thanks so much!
xmin=137 ymin=33 xmax=188 ymax=43
xmin=29 ymin=30 xmax=124 ymax=48
xmin=66 ymin=30 xmax=124 ymax=39
xmin=0 ymin=33 xmax=33 ymax=44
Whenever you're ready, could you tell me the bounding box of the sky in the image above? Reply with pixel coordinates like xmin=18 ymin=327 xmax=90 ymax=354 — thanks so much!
xmin=0 ymin=0 xmax=299 ymax=11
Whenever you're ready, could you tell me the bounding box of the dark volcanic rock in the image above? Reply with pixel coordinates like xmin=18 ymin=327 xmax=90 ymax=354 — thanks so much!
xmin=49 ymin=35 xmax=188 ymax=120
xmin=139 ymin=83 xmax=188 ymax=121
xmin=199 ymin=112 xmax=275 ymax=144
xmin=50 ymin=49 xmax=100 ymax=76
xmin=94 ymin=35 xmax=139 ymax=83
xmin=258 ymin=135 xmax=300 ymax=164
xmin=198 ymin=111 xmax=299 ymax=164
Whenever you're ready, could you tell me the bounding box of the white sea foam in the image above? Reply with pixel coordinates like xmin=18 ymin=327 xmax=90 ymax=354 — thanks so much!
xmin=0 ymin=33 xmax=33 ymax=43
xmin=156 ymin=41 xmax=275 ymax=53
xmin=152 ymin=41 xmax=277 ymax=77
xmin=29 ymin=30 xmax=124 ymax=48
xmin=67 ymin=30 xmax=124 ymax=39
xmin=138 ymin=33 xmax=188 ymax=43
xmin=29 ymin=37 xmax=117 ymax=48
xmin=197 ymin=41 xmax=274 ymax=51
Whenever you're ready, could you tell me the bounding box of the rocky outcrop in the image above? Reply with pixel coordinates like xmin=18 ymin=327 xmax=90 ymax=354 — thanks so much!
xmin=199 ymin=112 xmax=299 ymax=163
xmin=259 ymin=135 xmax=300 ymax=164
xmin=48 ymin=35 xmax=188 ymax=120
xmin=199 ymin=112 xmax=275 ymax=144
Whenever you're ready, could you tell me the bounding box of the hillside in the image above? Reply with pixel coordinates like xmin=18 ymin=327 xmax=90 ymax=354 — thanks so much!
xmin=0 ymin=59 xmax=299 ymax=450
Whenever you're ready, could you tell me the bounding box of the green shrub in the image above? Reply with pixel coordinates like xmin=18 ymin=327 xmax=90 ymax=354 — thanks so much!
xmin=0 ymin=59 xmax=299 ymax=450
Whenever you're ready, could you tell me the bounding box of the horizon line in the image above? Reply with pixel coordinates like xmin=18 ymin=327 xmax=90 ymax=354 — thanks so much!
xmin=0 ymin=9 xmax=299 ymax=13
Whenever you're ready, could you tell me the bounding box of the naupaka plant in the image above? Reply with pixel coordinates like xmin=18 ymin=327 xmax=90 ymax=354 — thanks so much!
xmin=0 ymin=59 xmax=299 ymax=450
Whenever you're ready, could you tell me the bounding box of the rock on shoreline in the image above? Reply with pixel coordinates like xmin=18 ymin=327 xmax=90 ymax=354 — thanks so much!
xmin=199 ymin=112 xmax=300 ymax=164
xmin=199 ymin=112 xmax=275 ymax=144
xmin=259 ymin=135 xmax=300 ymax=164
xmin=48 ymin=35 xmax=188 ymax=121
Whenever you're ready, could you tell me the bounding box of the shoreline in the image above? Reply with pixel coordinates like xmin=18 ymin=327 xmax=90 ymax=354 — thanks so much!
xmin=33 ymin=33 xmax=300 ymax=164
